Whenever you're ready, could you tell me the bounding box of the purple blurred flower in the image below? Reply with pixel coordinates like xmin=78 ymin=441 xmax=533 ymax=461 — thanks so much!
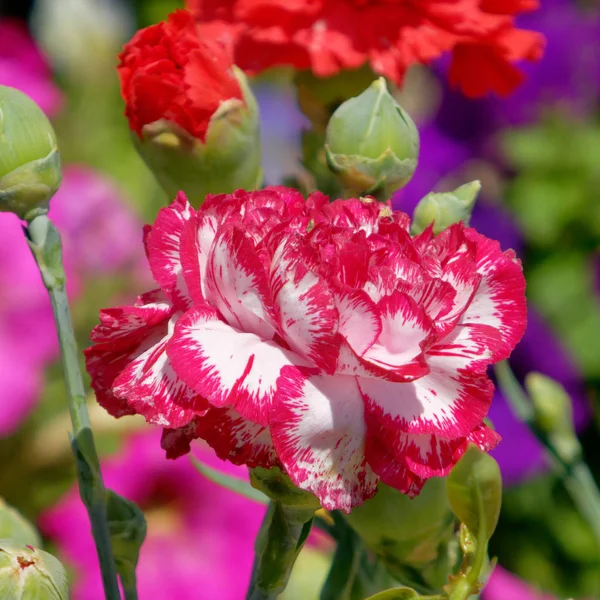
xmin=41 ymin=432 xmax=265 ymax=600
xmin=0 ymin=18 xmax=62 ymax=116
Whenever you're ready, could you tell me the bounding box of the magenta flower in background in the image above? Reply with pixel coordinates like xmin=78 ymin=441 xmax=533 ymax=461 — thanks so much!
xmin=0 ymin=215 xmax=57 ymax=434
xmin=483 ymin=566 xmax=559 ymax=600
xmin=41 ymin=432 xmax=266 ymax=600
xmin=50 ymin=166 xmax=150 ymax=283
xmin=0 ymin=18 xmax=62 ymax=116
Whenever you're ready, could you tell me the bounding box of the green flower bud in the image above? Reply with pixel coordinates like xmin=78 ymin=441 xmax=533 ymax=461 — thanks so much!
xmin=0 ymin=85 xmax=61 ymax=220
xmin=0 ymin=539 xmax=69 ymax=600
xmin=134 ymin=68 xmax=262 ymax=207
xmin=526 ymin=372 xmax=581 ymax=464
xmin=411 ymin=180 xmax=482 ymax=235
xmin=344 ymin=479 xmax=455 ymax=585
xmin=0 ymin=499 xmax=41 ymax=548
xmin=325 ymin=78 xmax=419 ymax=200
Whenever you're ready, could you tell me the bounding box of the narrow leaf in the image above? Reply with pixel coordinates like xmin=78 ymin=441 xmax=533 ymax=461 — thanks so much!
xmin=190 ymin=456 xmax=268 ymax=504
xmin=363 ymin=587 xmax=419 ymax=599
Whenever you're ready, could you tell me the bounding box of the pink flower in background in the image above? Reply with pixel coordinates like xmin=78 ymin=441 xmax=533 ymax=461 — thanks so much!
xmin=482 ymin=566 xmax=559 ymax=600
xmin=0 ymin=167 xmax=146 ymax=436
xmin=86 ymin=188 xmax=526 ymax=512
xmin=0 ymin=18 xmax=62 ymax=116
xmin=51 ymin=166 xmax=150 ymax=283
xmin=40 ymin=432 xmax=265 ymax=600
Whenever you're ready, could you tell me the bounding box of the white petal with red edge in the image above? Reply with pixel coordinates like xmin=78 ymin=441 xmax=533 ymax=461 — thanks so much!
xmin=111 ymin=319 xmax=206 ymax=428
xmin=205 ymin=226 xmax=276 ymax=339
xmin=167 ymin=306 xmax=303 ymax=427
xmin=270 ymin=238 xmax=339 ymax=372
xmin=460 ymin=229 xmax=527 ymax=361
xmin=179 ymin=211 xmax=220 ymax=304
xmin=360 ymin=291 xmax=433 ymax=380
xmin=271 ymin=368 xmax=378 ymax=512
xmin=335 ymin=287 xmax=381 ymax=356
xmin=145 ymin=192 xmax=193 ymax=310
xmin=359 ymin=348 xmax=494 ymax=438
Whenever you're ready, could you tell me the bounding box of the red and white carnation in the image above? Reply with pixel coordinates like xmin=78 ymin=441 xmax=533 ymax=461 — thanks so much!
xmin=86 ymin=188 xmax=526 ymax=512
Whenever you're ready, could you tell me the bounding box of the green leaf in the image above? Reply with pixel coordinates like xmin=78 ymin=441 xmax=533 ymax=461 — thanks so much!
xmin=446 ymin=446 xmax=502 ymax=543
xmin=363 ymin=586 xmax=419 ymax=599
xmin=106 ymin=491 xmax=147 ymax=582
xmin=190 ymin=456 xmax=268 ymax=504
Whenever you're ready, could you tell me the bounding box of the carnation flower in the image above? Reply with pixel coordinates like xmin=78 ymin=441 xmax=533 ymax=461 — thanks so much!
xmin=117 ymin=9 xmax=243 ymax=141
xmin=186 ymin=0 xmax=544 ymax=98
xmin=86 ymin=187 xmax=526 ymax=511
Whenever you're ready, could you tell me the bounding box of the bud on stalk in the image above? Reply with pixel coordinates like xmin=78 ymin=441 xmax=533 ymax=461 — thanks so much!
xmin=411 ymin=180 xmax=482 ymax=235
xmin=325 ymin=78 xmax=419 ymax=200
xmin=0 ymin=539 xmax=69 ymax=599
xmin=0 ymin=85 xmax=61 ymax=220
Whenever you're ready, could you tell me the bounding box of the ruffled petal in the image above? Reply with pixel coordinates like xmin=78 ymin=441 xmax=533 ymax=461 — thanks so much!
xmin=272 ymin=368 xmax=378 ymax=512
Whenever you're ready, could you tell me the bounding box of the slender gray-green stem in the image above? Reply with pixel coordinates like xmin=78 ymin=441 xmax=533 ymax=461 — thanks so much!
xmin=26 ymin=215 xmax=121 ymax=600
xmin=246 ymin=501 xmax=314 ymax=600
xmin=495 ymin=360 xmax=600 ymax=549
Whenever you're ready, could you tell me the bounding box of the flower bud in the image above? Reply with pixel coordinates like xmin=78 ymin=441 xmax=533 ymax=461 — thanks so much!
xmin=0 ymin=85 xmax=62 ymax=219
xmin=325 ymin=78 xmax=419 ymax=199
xmin=118 ymin=11 xmax=262 ymax=206
xmin=344 ymin=479 xmax=454 ymax=580
xmin=411 ymin=180 xmax=482 ymax=235
xmin=0 ymin=499 xmax=41 ymax=547
xmin=525 ymin=372 xmax=581 ymax=464
xmin=0 ymin=539 xmax=69 ymax=599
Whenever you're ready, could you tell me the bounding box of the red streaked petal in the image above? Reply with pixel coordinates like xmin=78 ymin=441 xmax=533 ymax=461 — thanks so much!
xmin=360 ymin=347 xmax=494 ymax=438
xmin=205 ymin=226 xmax=276 ymax=339
xmin=335 ymin=287 xmax=381 ymax=356
xmin=111 ymin=321 xmax=207 ymax=428
xmin=167 ymin=306 xmax=303 ymax=426
xmin=360 ymin=291 xmax=433 ymax=381
xmin=145 ymin=192 xmax=193 ymax=309
xmin=161 ymin=406 xmax=278 ymax=468
xmin=270 ymin=237 xmax=339 ymax=372
xmin=460 ymin=229 xmax=527 ymax=362
xmin=271 ymin=368 xmax=378 ymax=512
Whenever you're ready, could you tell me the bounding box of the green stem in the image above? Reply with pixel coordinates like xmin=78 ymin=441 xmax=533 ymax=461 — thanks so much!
xmin=26 ymin=216 xmax=121 ymax=600
xmin=495 ymin=360 xmax=600 ymax=550
xmin=246 ymin=501 xmax=314 ymax=600
xmin=121 ymin=572 xmax=139 ymax=600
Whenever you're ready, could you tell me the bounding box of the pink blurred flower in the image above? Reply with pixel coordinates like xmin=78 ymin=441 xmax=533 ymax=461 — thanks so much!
xmin=0 ymin=167 xmax=147 ymax=435
xmin=0 ymin=18 xmax=62 ymax=116
xmin=40 ymin=432 xmax=265 ymax=600
xmin=483 ymin=566 xmax=557 ymax=600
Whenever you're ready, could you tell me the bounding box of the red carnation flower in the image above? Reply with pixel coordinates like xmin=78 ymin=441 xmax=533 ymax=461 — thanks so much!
xmin=117 ymin=9 xmax=243 ymax=140
xmin=186 ymin=0 xmax=544 ymax=98
xmin=86 ymin=188 xmax=526 ymax=512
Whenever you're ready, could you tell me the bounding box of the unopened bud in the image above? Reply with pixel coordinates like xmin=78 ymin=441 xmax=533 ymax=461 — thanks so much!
xmin=0 ymin=85 xmax=62 ymax=219
xmin=325 ymin=78 xmax=419 ymax=199
xmin=412 ymin=180 xmax=481 ymax=235
xmin=132 ymin=72 xmax=261 ymax=206
xmin=0 ymin=499 xmax=41 ymax=547
xmin=0 ymin=539 xmax=69 ymax=599
xmin=526 ymin=372 xmax=581 ymax=464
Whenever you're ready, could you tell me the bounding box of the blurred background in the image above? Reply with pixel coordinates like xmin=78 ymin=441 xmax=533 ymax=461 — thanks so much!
xmin=0 ymin=0 xmax=598 ymax=598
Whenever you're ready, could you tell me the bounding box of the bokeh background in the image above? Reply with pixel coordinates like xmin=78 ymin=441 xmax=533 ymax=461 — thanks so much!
xmin=0 ymin=0 xmax=599 ymax=598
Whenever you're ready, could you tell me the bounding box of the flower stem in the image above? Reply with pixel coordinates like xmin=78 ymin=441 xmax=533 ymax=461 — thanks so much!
xmin=25 ymin=215 xmax=121 ymax=600
xmin=495 ymin=360 xmax=600 ymax=549
xmin=246 ymin=501 xmax=314 ymax=600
